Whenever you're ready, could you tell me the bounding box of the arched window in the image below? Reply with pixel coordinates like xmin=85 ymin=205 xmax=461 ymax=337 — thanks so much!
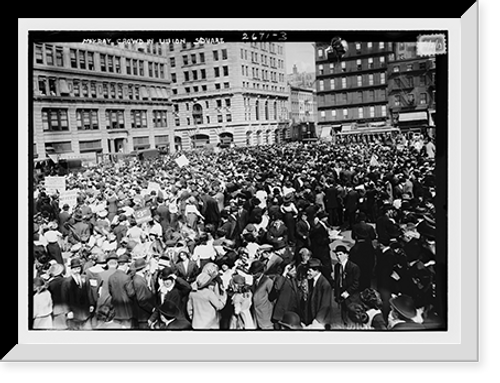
xmin=192 ymin=103 xmax=203 ymax=125
xmin=246 ymin=131 xmax=252 ymax=146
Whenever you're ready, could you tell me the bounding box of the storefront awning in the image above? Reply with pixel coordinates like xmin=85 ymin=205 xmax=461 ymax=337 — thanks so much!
xmin=320 ymin=126 xmax=332 ymax=138
xmin=398 ymin=111 xmax=428 ymax=122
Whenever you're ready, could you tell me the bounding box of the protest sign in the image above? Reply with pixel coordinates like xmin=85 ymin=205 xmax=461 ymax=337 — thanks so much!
xmin=58 ymin=189 xmax=80 ymax=212
xmin=175 ymin=155 xmax=189 ymax=168
xmin=134 ymin=207 xmax=152 ymax=225
xmin=44 ymin=176 xmax=66 ymax=194
xmin=147 ymin=181 xmax=161 ymax=194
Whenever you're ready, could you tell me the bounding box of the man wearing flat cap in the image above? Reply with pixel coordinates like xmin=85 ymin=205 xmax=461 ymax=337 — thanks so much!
xmin=131 ymin=258 xmax=156 ymax=329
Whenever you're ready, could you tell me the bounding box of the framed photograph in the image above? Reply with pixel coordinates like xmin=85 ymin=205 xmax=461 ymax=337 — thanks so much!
xmin=11 ymin=9 xmax=478 ymax=362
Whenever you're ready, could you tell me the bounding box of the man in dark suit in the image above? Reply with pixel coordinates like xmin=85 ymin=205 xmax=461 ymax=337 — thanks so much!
xmin=375 ymin=242 xmax=398 ymax=321
xmin=131 ymin=258 xmax=156 ymax=329
xmin=266 ymin=216 xmax=289 ymax=251
xmin=108 ymin=254 xmax=136 ymax=329
xmin=343 ymin=183 xmax=359 ymax=230
xmin=324 ymin=179 xmax=340 ymax=227
xmin=152 ymin=300 xmax=192 ymax=330
xmin=350 ymin=213 xmax=377 ymax=291
xmin=376 ymin=204 xmax=401 ymax=246
xmin=332 ymin=245 xmax=361 ymax=324
xmin=61 ymin=257 xmax=96 ymax=330
xmin=305 ymin=258 xmax=333 ymax=326
xmin=309 ymin=211 xmax=333 ymax=286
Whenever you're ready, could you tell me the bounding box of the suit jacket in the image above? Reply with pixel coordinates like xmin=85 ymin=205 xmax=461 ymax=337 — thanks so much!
xmin=333 ymin=260 xmax=360 ymax=301
xmin=375 ymin=247 xmax=397 ymax=290
xmin=132 ymin=274 xmax=156 ymax=322
xmin=351 ymin=221 xmax=376 ymax=242
xmin=266 ymin=222 xmax=288 ymax=250
xmin=173 ymin=260 xmax=200 ymax=284
xmin=307 ymin=274 xmax=332 ymax=325
xmin=61 ymin=275 xmax=96 ymax=322
xmin=324 ymin=186 xmax=339 ymax=209
xmin=344 ymin=189 xmax=359 ymax=212
xmin=309 ymin=222 xmax=330 ymax=261
xmin=252 ymin=275 xmax=275 ymax=329
xmin=295 ymin=219 xmax=311 ymax=248
xmin=108 ymin=269 xmax=136 ymax=321
xmin=376 ymin=215 xmax=401 ymax=245
xmin=269 ymin=275 xmax=301 ymax=322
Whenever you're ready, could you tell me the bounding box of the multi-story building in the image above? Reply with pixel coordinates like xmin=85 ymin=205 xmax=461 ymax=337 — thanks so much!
xmin=387 ymin=42 xmax=436 ymax=135
xmin=166 ymin=41 xmax=289 ymax=149
xmin=32 ymin=41 xmax=174 ymax=160
xmin=314 ymin=41 xmax=395 ymax=133
xmin=288 ymin=85 xmax=317 ymax=141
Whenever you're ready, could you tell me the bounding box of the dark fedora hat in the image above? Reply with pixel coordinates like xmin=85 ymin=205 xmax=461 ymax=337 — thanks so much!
xmin=389 ymin=295 xmax=418 ymax=320
xmin=248 ymin=260 xmax=266 ymax=275
xmin=278 ymin=311 xmax=302 ymax=330
xmin=133 ymin=258 xmax=147 ymax=271
xmin=307 ymin=258 xmax=322 ymax=269
xmin=70 ymin=257 xmax=83 ymax=269
xmin=334 ymin=245 xmax=349 ymax=254
xmin=158 ymin=300 xmax=181 ymax=319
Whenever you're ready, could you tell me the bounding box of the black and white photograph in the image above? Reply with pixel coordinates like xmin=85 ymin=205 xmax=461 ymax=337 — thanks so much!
xmin=27 ymin=28 xmax=449 ymax=334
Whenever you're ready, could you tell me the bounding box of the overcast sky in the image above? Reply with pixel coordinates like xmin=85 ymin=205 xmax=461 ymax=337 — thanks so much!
xmin=284 ymin=42 xmax=315 ymax=74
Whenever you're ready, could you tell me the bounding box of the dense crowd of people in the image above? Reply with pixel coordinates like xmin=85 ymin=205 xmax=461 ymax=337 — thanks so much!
xmin=31 ymin=135 xmax=442 ymax=331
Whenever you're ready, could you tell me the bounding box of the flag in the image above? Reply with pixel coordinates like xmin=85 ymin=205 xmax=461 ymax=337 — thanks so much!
xmin=369 ymin=154 xmax=380 ymax=167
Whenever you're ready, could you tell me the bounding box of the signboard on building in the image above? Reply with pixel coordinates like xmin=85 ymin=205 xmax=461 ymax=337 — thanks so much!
xmin=59 ymin=152 xmax=97 ymax=167
xmin=44 ymin=176 xmax=66 ymax=194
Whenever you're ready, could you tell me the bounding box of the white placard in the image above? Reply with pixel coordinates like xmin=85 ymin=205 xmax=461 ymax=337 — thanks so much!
xmin=175 ymin=154 xmax=189 ymax=168
xmin=44 ymin=176 xmax=66 ymax=194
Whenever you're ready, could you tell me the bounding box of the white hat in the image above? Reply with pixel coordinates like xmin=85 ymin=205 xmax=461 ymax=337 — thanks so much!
xmin=97 ymin=209 xmax=108 ymax=218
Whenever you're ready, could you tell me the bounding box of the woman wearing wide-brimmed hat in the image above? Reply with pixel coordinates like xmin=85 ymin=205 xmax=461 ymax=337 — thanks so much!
xmin=33 ymin=277 xmax=53 ymax=330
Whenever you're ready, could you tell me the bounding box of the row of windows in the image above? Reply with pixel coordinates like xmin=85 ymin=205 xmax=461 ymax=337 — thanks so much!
xmin=35 ymin=44 xmax=167 ymax=79
xmin=320 ymin=105 xmax=388 ymax=120
xmin=40 ymin=108 xmax=169 ymax=132
xmin=240 ymin=49 xmax=284 ymax=69
xmin=318 ymin=42 xmax=391 ymax=58
xmin=393 ymin=92 xmax=431 ymax=106
xmin=173 ymin=114 xmax=233 ymax=126
xmin=318 ymin=72 xmax=387 ymax=91
xmin=43 ymin=134 xmax=170 ymax=154
xmin=36 ymin=76 xmax=169 ymax=102
xmin=392 ymin=61 xmax=430 ymax=72
xmin=245 ymin=42 xmax=284 ymax=55
xmin=392 ymin=75 xmax=430 ymax=88
xmin=318 ymin=89 xmax=387 ymax=105
xmin=318 ymin=56 xmax=386 ymax=75
xmin=241 ymin=65 xmax=285 ymax=82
